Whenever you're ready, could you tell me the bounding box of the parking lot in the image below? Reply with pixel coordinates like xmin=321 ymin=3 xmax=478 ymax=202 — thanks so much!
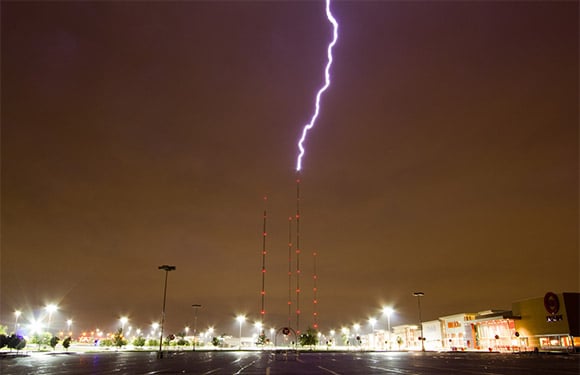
xmin=2 ymin=350 xmax=578 ymax=375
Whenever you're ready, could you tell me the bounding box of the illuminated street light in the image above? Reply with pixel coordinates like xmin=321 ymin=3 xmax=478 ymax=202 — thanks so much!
xmin=368 ymin=317 xmax=377 ymax=349
xmin=157 ymin=264 xmax=176 ymax=359
xmin=29 ymin=318 xmax=43 ymax=335
xmin=254 ymin=322 xmax=263 ymax=348
xmin=45 ymin=304 xmax=58 ymax=334
xmin=191 ymin=304 xmax=202 ymax=350
xmin=120 ymin=316 xmax=129 ymax=332
xmin=413 ymin=292 xmax=425 ymax=352
xmin=341 ymin=327 xmax=349 ymax=347
xmin=236 ymin=315 xmax=245 ymax=350
xmin=353 ymin=323 xmax=361 ymax=346
xmin=382 ymin=306 xmax=394 ymax=350
xmin=368 ymin=317 xmax=377 ymax=331
xmin=14 ymin=310 xmax=21 ymax=333
xmin=67 ymin=319 xmax=73 ymax=336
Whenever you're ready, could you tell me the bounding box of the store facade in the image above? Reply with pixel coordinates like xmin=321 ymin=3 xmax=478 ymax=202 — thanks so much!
xmin=414 ymin=292 xmax=579 ymax=352
xmin=512 ymin=292 xmax=579 ymax=352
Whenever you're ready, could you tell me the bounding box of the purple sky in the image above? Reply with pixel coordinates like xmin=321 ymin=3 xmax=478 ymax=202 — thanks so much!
xmin=2 ymin=1 xmax=577 ymax=336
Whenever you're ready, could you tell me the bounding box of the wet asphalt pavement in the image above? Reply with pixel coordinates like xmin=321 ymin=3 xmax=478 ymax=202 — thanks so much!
xmin=2 ymin=350 xmax=579 ymax=375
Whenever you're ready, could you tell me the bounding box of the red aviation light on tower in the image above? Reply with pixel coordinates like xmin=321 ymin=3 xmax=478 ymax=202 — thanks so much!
xmin=259 ymin=195 xmax=268 ymax=327
xmin=287 ymin=216 xmax=293 ymax=326
xmin=313 ymin=250 xmax=319 ymax=330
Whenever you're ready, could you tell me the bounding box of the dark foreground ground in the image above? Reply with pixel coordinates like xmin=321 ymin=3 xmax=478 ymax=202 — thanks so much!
xmin=1 ymin=350 xmax=579 ymax=375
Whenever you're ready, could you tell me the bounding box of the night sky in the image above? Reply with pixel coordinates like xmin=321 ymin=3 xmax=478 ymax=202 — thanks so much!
xmin=2 ymin=1 xmax=578 ymax=336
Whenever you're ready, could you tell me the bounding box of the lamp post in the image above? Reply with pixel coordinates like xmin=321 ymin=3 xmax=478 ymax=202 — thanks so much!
xmin=236 ymin=315 xmax=245 ymax=350
xmin=14 ymin=310 xmax=21 ymax=334
xmin=413 ymin=292 xmax=425 ymax=352
xmin=191 ymin=304 xmax=202 ymax=350
xmin=158 ymin=265 xmax=176 ymax=358
xmin=67 ymin=319 xmax=73 ymax=337
xmin=368 ymin=318 xmax=377 ymax=349
xmin=341 ymin=327 xmax=350 ymax=348
xmin=152 ymin=322 xmax=159 ymax=335
xmin=45 ymin=304 xmax=58 ymax=335
xmin=120 ymin=316 xmax=129 ymax=333
xmin=353 ymin=323 xmax=360 ymax=346
xmin=382 ymin=307 xmax=393 ymax=350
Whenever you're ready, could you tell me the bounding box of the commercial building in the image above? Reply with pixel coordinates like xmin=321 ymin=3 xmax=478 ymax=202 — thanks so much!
xmin=512 ymin=292 xmax=579 ymax=352
xmin=390 ymin=292 xmax=578 ymax=352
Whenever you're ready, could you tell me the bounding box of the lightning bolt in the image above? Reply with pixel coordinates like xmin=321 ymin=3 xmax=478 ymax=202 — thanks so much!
xmin=295 ymin=0 xmax=339 ymax=172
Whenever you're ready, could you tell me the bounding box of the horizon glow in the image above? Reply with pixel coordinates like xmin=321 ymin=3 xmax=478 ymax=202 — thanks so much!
xmin=295 ymin=0 xmax=339 ymax=172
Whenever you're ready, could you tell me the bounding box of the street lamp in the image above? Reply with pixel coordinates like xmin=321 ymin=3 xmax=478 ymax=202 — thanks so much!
xmin=192 ymin=304 xmax=202 ymax=350
xmin=236 ymin=315 xmax=245 ymax=350
xmin=67 ymin=319 xmax=73 ymax=337
xmin=369 ymin=318 xmax=377 ymax=349
xmin=382 ymin=306 xmax=394 ymax=350
xmin=254 ymin=322 xmax=263 ymax=348
xmin=413 ymin=292 xmax=425 ymax=352
xmin=45 ymin=304 xmax=58 ymax=334
xmin=353 ymin=323 xmax=360 ymax=346
xmin=158 ymin=264 xmax=176 ymax=358
xmin=120 ymin=316 xmax=129 ymax=333
xmin=14 ymin=310 xmax=21 ymax=333
xmin=341 ymin=327 xmax=349 ymax=348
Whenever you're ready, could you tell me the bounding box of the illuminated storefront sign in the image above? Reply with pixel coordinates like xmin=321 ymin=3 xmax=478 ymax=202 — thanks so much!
xmin=544 ymin=292 xmax=564 ymax=322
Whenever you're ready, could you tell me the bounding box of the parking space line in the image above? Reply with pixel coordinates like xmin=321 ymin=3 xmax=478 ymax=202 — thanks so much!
xmin=201 ymin=369 xmax=222 ymax=375
xmin=318 ymin=365 xmax=342 ymax=375
xmin=368 ymin=365 xmax=417 ymax=374
xmin=234 ymin=358 xmax=258 ymax=374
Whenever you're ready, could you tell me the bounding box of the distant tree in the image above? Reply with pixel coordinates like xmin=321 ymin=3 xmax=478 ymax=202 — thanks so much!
xmin=16 ymin=337 xmax=27 ymax=351
xmin=31 ymin=333 xmax=51 ymax=350
xmin=0 ymin=324 xmax=7 ymax=335
xmin=255 ymin=333 xmax=267 ymax=346
xmin=113 ymin=328 xmax=127 ymax=348
xmin=100 ymin=339 xmax=113 ymax=347
xmin=49 ymin=336 xmax=60 ymax=350
xmin=147 ymin=339 xmax=159 ymax=347
xmin=176 ymin=338 xmax=189 ymax=346
xmin=298 ymin=327 xmax=318 ymax=348
xmin=133 ymin=336 xmax=146 ymax=348
xmin=396 ymin=336 xmax=403 ymax=350
xmin=62 ymin=337 xmax=72 ymax=351
xmin=211 ymin=337 xmax=220 ymax=347
xmin=7 ymin=335 xmax=26 ymax=352
xmin=0 ymin=334 xmax=8 ymax=349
